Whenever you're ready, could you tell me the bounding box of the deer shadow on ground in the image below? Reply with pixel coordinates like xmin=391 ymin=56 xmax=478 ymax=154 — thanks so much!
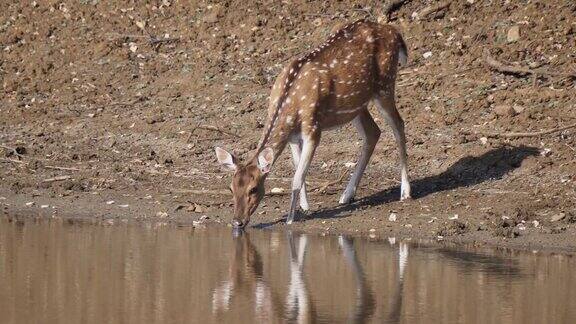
xmin=254 ymin=145 xmax=539 ymax=228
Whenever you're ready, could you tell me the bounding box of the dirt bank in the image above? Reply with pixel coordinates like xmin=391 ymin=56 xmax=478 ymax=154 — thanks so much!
xmin=1 ymin=1 xmax=575 ymax=251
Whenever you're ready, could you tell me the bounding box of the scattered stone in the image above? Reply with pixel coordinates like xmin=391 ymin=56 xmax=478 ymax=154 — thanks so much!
xmin=129 ymin=43 xmax=138 ymax=53
xmin=423 ymin=51 xmax=433 ymax=59
xmin=540 ymin=148 xmax=552 ymax=157
xmin=156 ymin=211 xmax=168 ymax=218
xmin=135 ymin=20 xmax=146 ymax=30
xmin=41 ymin=205 xmax=49 ymax=208
xmin=513 ymin=104 xmax=525 ymax=114
xmin=106 ymin=200 xmax=115 ymax=205
xmin=270 ymin=187 xmax=284 ymax=194
xmin=388 ymin=213 xmax=397 ymax=222
xmin=493 ymin=104 xmax=516 ymax=117
xmin=449 ymin=214 xmax=459 ymax=220
xmin=388 ymin=237 xmax=396 ymax=245
xmin=200 ymin=215 xmax=209 ymax=221
xmin=480 ymin=137 xmax=488 ymax=145
xmin=550 ymin=213 xmax=566 ymax=222
xmin=369 ymin=228 xmax=376 ymax=232
xmin=25 ymin=202 xmax=35 ymax=206
xmin=344 ymin=162 xmax=356 ymax=168
xmin=532 ymin=220 xmax=540 ymax=228
xmin=507 ymin=25 xmax=520 ymax=43
xmin=119 ymin=204 xmax=129 ymax=208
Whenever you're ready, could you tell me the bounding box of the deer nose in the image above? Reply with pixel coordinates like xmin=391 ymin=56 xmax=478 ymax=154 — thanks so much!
xmin=232 ymin=219 xmax=245 ymax=228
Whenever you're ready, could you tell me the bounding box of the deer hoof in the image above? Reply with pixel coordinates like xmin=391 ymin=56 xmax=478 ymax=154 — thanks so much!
xmin=339 ymin=192 xmax=355 ymax=205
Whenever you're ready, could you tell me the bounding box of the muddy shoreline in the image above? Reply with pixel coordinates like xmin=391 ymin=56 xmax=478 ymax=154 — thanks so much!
xmin=2 ymin=186 xmax=575 ymax=254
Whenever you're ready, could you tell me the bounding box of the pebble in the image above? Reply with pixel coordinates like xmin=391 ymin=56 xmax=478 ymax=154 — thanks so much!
xmin=119 ymin=204 xmax=129 ymax=208
xmin=493 ymin=105 xmax=516 ymax=117
xmin=449 ymin=214 xmax=459 ymax=220
xmin=388 ymin=213 xmax=397 ymax=222
xmin=270 ymin=187 xmax=284 ymax=194
xmin=25 ymin=202 xmax=35 ymax=206
xmin=106 ymin=200 xmax=115 ymax=205
xmin=423 ymin=51 xmax=433 ymax=59
xmin=369 ymin=228 xmax=376 ymax=232
xmin=532 ymin=220 xmax=540 ymax=227
xmin=550 ymin=213 xmax=565 ymax=222
xmin=507 ymin=25 xmax=520 ymax=43
xmin=40 ymin=205 xmax=49 ymax=209
xmin=156 ymin=211 xmax=168 ymax=218
xmin=540 ymin=148 xmax=552 ymax=157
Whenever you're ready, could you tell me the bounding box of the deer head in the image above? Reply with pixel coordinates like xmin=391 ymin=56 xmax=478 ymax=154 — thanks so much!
xmin=215 ymin=147 xmax=274 ymax=228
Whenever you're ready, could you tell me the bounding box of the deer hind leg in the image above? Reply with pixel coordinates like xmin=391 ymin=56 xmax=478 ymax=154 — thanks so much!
xmin=373 ymin=94 xmax=411 ymax=200
xmin=339 ymin=110 xmax=381 ymax=204
xmin=287 ymin=134 xmax=319 ymax=224
xmin=288 ymin=140 xmax=310 ymax=211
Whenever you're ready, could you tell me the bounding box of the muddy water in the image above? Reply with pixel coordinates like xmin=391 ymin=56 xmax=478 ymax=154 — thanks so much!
xmin=0 ymin=219 xmax=575 ymax=324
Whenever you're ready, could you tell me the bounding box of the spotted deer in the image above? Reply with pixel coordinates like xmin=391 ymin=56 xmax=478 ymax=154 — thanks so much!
xmin=215 ymin=19 xmax=411 ymax=228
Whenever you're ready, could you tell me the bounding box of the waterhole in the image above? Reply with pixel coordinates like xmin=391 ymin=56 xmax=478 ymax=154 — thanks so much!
xmin=0 ymin=218 xmax=574 ymax=323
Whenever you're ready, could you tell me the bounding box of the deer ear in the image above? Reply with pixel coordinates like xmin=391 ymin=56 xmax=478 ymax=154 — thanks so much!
xmin=215 ymin=147 xmax=238 ymax=171
xmin=257 ymin=148 xmax=274 ymax=174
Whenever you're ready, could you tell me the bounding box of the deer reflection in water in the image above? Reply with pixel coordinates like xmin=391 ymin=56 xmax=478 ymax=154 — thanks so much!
xmin=212 ymin=231 xmax=408 ymax=323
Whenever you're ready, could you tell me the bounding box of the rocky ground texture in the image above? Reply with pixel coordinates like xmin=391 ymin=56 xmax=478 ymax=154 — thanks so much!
xmin=1 ymin=0 xmax=575 ymax=251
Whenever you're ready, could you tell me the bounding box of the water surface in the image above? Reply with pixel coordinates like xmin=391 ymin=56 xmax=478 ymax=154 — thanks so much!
xmin=0 ymin=218 xmax=575 ymax=323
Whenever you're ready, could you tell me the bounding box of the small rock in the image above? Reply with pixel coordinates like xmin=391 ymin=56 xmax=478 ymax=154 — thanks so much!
xmin=193 ymin=204 xmax=203 ymax=213
xmin=344 ymin=162 xmax=356 ymax=168
xmin=449 ymin=214 xmax=459 ymax=220
xmin=369 ymin=233 xmax=376 ymax=239
xmin=388 ymin=213 xmax=397 ymax=222
xmin=41 ymin=205 xmax=49 ymax=208
xmin=270 ymin=187 xmax=284 ymax=194
xmin=106 ymin=200 xmax=115 ymax=205
xmin=540 ymin=148 xmax=552 ymax=157
xmin=156 ymin=211 xmax=168 ymax=218
xmin=422 ymin=51 xmax=433 ymax=59
xmin=369 ymin=228 xmax=376 ymax=232
xmin=507 ymin=25 xmax=520 ymax=43
xmin=25 ymin=202 xmax=35 ymax=206
xmin=129 ymin=43 xmax=138 ymax=53
xmin=200 ymin=215 xmax=209 ymax=221
xmin=512 ymin=104 xmax=525 ymax=114
xmin=119 ymin=204 xmax=129 ymax=208
xmin=493 ymin=105 xmax=516 ymax=117
xmin=550 ymin=213 xmax=565 ymax=222
xmin=480 ymin=137 xmax=488 ymax=145
xmin=388 ymin=237 xmax=396 ymax=245
xmin=532 ymin=220 xmax=540 ymax=227
xmin=135 ymin=20 xmax=146 ymax=30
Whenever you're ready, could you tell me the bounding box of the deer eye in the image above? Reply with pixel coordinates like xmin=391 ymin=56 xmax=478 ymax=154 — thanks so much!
xmin=249 ymin=187 xmax=258 ymax=195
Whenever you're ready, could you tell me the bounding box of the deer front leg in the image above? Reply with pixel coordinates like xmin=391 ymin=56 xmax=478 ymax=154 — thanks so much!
xmin=288 ymin=140 xmax=310 ymax=211
xmin=374 ymin=95 xmax=411 ymax=201
xmin=287 ymin=135 xmax=318 ymax=224
xmin=339 ymin=110 xmax=381 ymax=204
